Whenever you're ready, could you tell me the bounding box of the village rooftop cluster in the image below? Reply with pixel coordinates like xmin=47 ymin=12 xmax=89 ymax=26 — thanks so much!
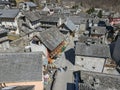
xmin=0 ymin=0 xmax=120 ymax=90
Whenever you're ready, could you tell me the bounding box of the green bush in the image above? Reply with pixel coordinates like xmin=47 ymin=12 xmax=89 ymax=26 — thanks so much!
xmin=86 ymin=7 xmax=95 ymax=14
xmin=97 ymin=10 xmax=102 ymax=18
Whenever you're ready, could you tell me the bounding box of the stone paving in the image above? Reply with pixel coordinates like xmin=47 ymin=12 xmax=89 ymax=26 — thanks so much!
xmin=45 ymin=36 xmax=75 ymax=90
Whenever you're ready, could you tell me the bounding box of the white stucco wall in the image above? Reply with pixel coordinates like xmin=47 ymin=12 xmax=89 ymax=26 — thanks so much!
xmin=89 ymin=23 xmax=98 ymax=27
xmin=1 ymin=13 xmax=20 ymax=34
xmin=2 ymin=21 xmax=17 ymax=28
xmin=89 ymin=23 xmax=92 ymax=27
xmin=33 ymin=22 xmax=41 ymax=29
xmin=75 ymin=56 xmax=106 ymax=72
xmin=75 ymin=25 xmax=80 ymax=31
xmin=94 ymin=23 xmax=98 ymax=27
xmin=57 ymin=18 xmax=62 ymax=27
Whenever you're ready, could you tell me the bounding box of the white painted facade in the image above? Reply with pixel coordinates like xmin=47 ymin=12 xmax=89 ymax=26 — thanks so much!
xmin=89 ymin=23 xmax=98 ymax=27
xmin=1 ymin=21 xmax=17 ymax=28
xmin=57 ymin=18 xmax=63 ymax=27
xmin=88 ymin=20 xmax=98 ymax=27
xmin=0 ymin=12 xmax=22 ymax=34
xmin=74 ymin=25 xmax=80 ymax=39
xmin=42 ymin=6 xmax=50 ymax=12
xmin=88 ymin=22 xmax=92 ymax=27
xmin=1 ymin=19 xmax=19 ymax=34
xmin=75 ymin=56 xmax=106 ymax=72
xmin=94 ymin=23 xmax=98 ymax=27
xmin=75 ymin=25 xmax=80 ymax=31
xmin=1 ymin=12 xmax=21 ymax=29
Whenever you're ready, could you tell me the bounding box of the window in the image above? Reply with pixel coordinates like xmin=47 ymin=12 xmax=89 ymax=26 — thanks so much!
xmin=81 ymin=65 xmax=84 ymax=67
xmin=93 ymin=29 xmax=95 ymax=32
xmin=92 ymin=66 xmax=95 ymax=69
xmin=81 ymin=58 xmax=84 ymax=61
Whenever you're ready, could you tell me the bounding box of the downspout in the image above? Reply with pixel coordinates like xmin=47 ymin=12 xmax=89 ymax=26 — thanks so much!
xmin=74 ymin=73 xmax=79 ymax=90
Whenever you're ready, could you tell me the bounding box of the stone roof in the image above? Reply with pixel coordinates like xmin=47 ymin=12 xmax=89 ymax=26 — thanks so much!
xmin=0 ymin=9 xmax=19 ymax=19
xmin=0 ymin=52 xmax=42 ymax=83
xmin=78 ymin=35 xmax=101 ymax=44
xmin=40 ymin=16 xmax=60 ymax=23
xmin=78 ymin=70 xmax=120 ymax=90
xmin=25 ymin=2 xmax=37 ymax=7
xmin=23 ymin=11 xmax=41 ymax=22
xmin=39 ymin=27 xmax=65 ymax=51
xmin=75 ymin=42 xmax=111 ymax=58
xmin=20 ymin=23 xmax=34 ymax=35
xmin=63 ymin=18 xmax=76 ymax=31
xmin=90 ymin=26 xmax=107 ymax=35
xmin=69 ymin=16 xmax=87 ymax=25
xmin=0 ymin=0 xmax=10 ymax=5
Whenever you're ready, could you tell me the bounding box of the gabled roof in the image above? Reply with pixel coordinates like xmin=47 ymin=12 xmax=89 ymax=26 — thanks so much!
xmin=39 ymin=27 xmax=65 ymax=51
xmin=39 ymin=11 xmax=48 ymax=16
xmin=0 ymin=0 xmax=10 ymax=5
xmin=75 ymin=42 xmax=111 ymax=58
xmin=78 ymin=35 xmax=101 ymax=44
xmin=90 ymin=26 xmax=107 ymax=35
xmin=53 ymin=6 xmax=63 ymax=13
xmin=69 ymin=16 xmax=87 ymax=25
xmin=78 ymin=70 xmax=120 ymax=90
xmin=42 ymin=6 xmax=50 ymax=12
xmin=25 ymin=2 xmax=37 ymax=7
xmin=77 ymin=12 xmax=90 ymax=18
xmin=69 ymin=16 xmax=81 ymax=24
xmin=63 ymin=18 xmax=76 ymax=31
xmin=0 ymin=9 xmax=19 ymax=18
xmin=40 ymin=16 xmax=60 ymax=23
xmin=20 ymin=23 xmax=34 ymax=35
xmin=0 ymin=52 xmax=42 ymax=83
xmin=51 ymin=13 xmax=66 ymax=19
xmin=23 ymin=11 xmax=41 ymax=22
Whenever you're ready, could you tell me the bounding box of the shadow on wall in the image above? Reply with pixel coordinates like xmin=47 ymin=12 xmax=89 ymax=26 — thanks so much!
xmin=67 ymin=83 xmax=75 ymax=90
xmin=109 ymin=42 xmax=115 ymax=57
xmin=64 ymin=48 xmax=75 ymax=65
xmin=98 ymin=21 xmax=106 ymax=27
